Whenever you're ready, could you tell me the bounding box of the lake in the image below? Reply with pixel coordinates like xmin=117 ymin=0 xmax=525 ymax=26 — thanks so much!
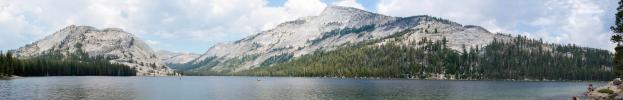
xmin=0 ymin=76 xmax=605 ymax=100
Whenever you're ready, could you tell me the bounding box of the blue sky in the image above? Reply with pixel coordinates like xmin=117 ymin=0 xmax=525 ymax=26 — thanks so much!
xmin=0 ymin=0 xmax=618 ymax=53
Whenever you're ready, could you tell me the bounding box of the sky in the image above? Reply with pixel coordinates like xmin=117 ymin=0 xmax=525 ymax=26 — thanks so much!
xmin=0 ymin=0 xmax=618 ymax=53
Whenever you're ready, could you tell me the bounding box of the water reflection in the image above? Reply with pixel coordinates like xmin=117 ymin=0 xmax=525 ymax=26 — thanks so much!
xmin=0 ymin=76 xmax=606 ymax=100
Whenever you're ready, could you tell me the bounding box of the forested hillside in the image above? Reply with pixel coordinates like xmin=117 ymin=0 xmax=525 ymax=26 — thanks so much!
xmin=211 ymin=35 xmax=614 ymax=80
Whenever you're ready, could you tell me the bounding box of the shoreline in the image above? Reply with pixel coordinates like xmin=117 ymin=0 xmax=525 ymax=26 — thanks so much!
xmin=10 ymin=75 xmax=606 ymax=82
xmin=181 ymin=75 xmax=609 ymax=82
xmin=0 ymin=75 xmax=609 ymax=82
xmin=0 ymin=75 xmax=21 ymax=80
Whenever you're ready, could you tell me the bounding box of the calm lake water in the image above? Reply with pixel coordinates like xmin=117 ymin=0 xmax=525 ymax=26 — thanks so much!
xmin=0 ymin=76 xmax=606 ymax=100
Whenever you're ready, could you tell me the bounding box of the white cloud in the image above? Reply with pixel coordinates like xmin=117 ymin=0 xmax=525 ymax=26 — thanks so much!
xmin=0 ymin=0 xmax=144 ymax=51
xmin=376 ymin=0 xmax=617 ymax=51
xmin=332 ymin=0 xmax=364 ymax=10
xmin=377 ymin=0 xmax=508 ymax=33
xmin=284 ymin=0 xmax=327 ymax=17
xmin=525 ymin=0 xmax=615 ymax=50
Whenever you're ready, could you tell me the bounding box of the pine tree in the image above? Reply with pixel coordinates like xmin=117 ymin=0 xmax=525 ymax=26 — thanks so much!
xmin=613 ymin=0 xmax=623 ymax=78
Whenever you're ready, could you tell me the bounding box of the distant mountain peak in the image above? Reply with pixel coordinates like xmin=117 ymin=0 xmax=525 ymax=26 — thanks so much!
xmin=316 ymin=6 xmax=388 ymax=24
xmin=156 ymin=50 xmax=200 ymax=70
xmin=63 ymin=25 xmax=100 ymax=30
xmin=59 ymin=25 xmax=127 ymax=34
xmin=320 ymin=6 xmax=370 ymax=16
xmin=58 ymin=25 xmax=96 ymax=34
xmin=463 ymin=25 xmax=491 ymax=33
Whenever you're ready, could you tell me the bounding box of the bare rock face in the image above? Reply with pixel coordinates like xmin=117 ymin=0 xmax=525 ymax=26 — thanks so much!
xmin=157 ymin=50 xmax=200 ymax=70
xmin=187 ymin=6 xmax=511 ymax=72
xmin=13 ymin=25 xmax=176 ymax=76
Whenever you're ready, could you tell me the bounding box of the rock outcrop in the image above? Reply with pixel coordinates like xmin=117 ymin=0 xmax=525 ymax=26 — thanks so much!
xmin=586 ymin=78 xmax=623 ymax=100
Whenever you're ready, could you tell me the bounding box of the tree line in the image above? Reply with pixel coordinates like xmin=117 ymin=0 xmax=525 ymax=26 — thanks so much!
xmin=0 ymin=50 xmax=136 ymax=76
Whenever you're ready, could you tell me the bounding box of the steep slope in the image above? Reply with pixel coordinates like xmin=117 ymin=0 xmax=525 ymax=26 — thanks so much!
xmin=157 ymin=50 xmax=200 ymax=70
xmin=13 ymin=25 xmax=175 ymax=76
xmin=187 ymin=6 xmax=510 ymax=72
xmin=238 ymin=35 xmax=613 ymax=80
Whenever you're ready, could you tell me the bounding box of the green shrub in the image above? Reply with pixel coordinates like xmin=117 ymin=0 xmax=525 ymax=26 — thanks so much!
xmin=598 ymin=89 xmax=615 ymax=94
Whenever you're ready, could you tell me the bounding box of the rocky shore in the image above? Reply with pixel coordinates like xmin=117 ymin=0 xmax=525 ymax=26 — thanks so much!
xmin=585 ymin=78 xmax=623 ymax=100
xmin=0 ymin=75 xmax=20 ymax=80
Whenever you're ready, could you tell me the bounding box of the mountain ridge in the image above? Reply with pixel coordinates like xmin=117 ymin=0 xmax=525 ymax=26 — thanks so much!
xmin=183 ymin=6 xmax=512 ymax=73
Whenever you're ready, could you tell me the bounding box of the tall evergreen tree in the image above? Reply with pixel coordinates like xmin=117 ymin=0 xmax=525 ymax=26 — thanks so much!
xmin=612 ymin=0 xmax=623 ymax=78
